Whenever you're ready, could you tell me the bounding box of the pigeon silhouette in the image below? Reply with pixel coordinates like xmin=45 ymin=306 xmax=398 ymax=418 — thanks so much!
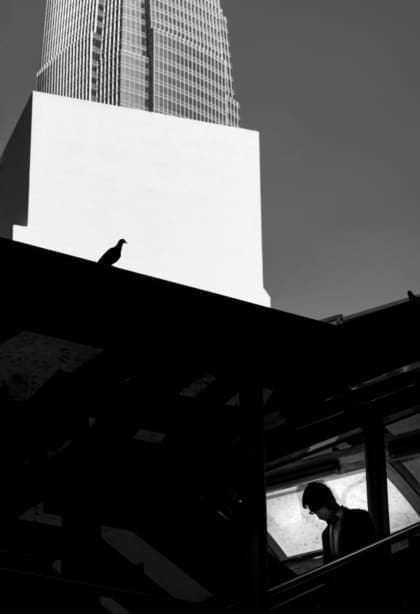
xmin=98 ymin=239 xmax=127 ymax=265
xmin=407 ymin=290 xmax=420 ymax=303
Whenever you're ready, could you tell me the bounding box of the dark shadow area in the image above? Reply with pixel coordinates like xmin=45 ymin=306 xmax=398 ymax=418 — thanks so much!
xmin=0 ymin=96 xmax=32 ymax=239
xmin=1 ymin=238 xmax=420 ymax=612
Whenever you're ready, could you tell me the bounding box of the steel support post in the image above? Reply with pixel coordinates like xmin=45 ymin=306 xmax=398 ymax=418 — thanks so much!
xmin=239 ymin=378 xmax=268 ymax=614
xmin=364 ymin=412 xmax=390 ymax=538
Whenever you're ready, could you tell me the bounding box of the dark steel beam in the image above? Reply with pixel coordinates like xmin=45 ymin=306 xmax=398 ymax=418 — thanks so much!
xmin=364 ymin=412 xmax=390 ymax=538
xmin=239 ymin=379 xmax=267 ymax=614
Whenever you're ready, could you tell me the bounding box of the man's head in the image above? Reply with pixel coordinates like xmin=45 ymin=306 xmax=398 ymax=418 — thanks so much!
xmin=302 ymin=482 xmax=339 ymax=523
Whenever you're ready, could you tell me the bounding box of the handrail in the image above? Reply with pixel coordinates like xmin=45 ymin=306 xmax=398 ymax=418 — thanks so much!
xmin=268 ymin=521 xmax=420 ymax=602
xmin=15 ymin=522 xmax=415 ymax=614
xmin=1 ymin=525 xmax=417 ymax=614
xmin=0 ymin=565 xmax=228 ymax=612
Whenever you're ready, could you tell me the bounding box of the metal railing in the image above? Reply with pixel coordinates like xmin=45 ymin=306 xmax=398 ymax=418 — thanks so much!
xmin=268 ymin=521 xmax=420 ymax=611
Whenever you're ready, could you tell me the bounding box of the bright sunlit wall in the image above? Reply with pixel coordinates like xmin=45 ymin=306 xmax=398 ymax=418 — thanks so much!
xmin=8 ymin=92 xmax=269 ymax=306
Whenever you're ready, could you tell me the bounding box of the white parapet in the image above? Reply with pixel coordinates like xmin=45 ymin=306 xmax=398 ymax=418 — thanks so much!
xmin=9 ymin=92 xmax=270 ymax=306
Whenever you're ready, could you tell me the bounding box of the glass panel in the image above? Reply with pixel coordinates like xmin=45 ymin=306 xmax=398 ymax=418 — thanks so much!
xmin=265 ymin=426 xmax=371 ymax=578
xmin=385 ymin=406 xmax=420 ymax=533
xmin=386 ymin=471 xmax=419 ymax=531
xmin=267 ymin=484 xmax=323 ymax=557
xmin=268 ymin=470 xmax=372 ymax=559
xmin=268 ymin=469 xmax=418 ymax=553
xmin=403 ymin=457 xmax=420 ymax=483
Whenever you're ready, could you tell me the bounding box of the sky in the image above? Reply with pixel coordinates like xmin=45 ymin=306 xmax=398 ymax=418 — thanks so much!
xmin=1 ymin=1 xmax=420 ymax=319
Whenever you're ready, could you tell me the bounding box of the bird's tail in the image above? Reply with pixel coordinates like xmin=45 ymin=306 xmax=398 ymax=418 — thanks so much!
xmin=408 ymin=290 xmax=420 ymax=302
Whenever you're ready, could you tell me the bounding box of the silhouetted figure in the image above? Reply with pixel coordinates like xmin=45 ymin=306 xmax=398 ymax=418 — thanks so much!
xmin=98 ymin=239 xmax=126 ymax=265
xmin=407 ymin=290 xmax=420 ymax=303
xmin=302 ymin=482 xmax=376 ymax=564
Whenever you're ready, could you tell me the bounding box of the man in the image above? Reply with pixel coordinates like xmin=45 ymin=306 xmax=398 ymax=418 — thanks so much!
xmin=302 ymin=481 xmax=376 ymax=564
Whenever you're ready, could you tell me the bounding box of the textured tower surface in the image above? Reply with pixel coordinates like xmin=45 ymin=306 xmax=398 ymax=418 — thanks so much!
xmin=37 ymin=0 xmax=240 ymax=126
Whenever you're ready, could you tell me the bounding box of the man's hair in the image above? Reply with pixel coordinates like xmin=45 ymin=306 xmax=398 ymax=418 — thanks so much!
xmin=302 ymin=482 xmax=337 ymax=510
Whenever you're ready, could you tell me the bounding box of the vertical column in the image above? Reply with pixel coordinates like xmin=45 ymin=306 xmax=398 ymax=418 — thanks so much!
xmin=238 ymin=377 xmax=267 ymax=614
xmin=61 ymin=416 xmax=101 ymax=609
xmin=363 ymin=412 xmax=390 ymax=538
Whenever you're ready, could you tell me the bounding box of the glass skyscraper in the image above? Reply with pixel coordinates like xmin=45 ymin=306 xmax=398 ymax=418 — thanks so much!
xmin=37 ymin=0 xmax=240 ymax=126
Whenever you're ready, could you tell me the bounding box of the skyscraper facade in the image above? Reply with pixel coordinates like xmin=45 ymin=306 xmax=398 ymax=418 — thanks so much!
xmin=37 ymin=0 xmax=240 ymax=126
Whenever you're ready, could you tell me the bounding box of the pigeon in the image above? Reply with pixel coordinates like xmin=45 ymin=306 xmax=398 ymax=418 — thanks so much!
xmin=98 ymin=239 xmax=127 ymax=265
xmin=407 ymin=290 xmax=420 ymax=303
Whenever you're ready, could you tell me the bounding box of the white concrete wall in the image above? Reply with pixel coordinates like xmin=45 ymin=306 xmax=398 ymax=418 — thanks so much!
xmin=13 ymin=92 xmax=270 ymax=306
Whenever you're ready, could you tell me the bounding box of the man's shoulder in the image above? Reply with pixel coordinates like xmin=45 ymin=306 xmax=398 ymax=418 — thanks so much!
xmin=343 ymin=507 xmax=370 ymax=516
xmin=341 ymin=507 xmax=376 ymax=543
xmin=342 ymin=507 xmax=373 ymax=525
